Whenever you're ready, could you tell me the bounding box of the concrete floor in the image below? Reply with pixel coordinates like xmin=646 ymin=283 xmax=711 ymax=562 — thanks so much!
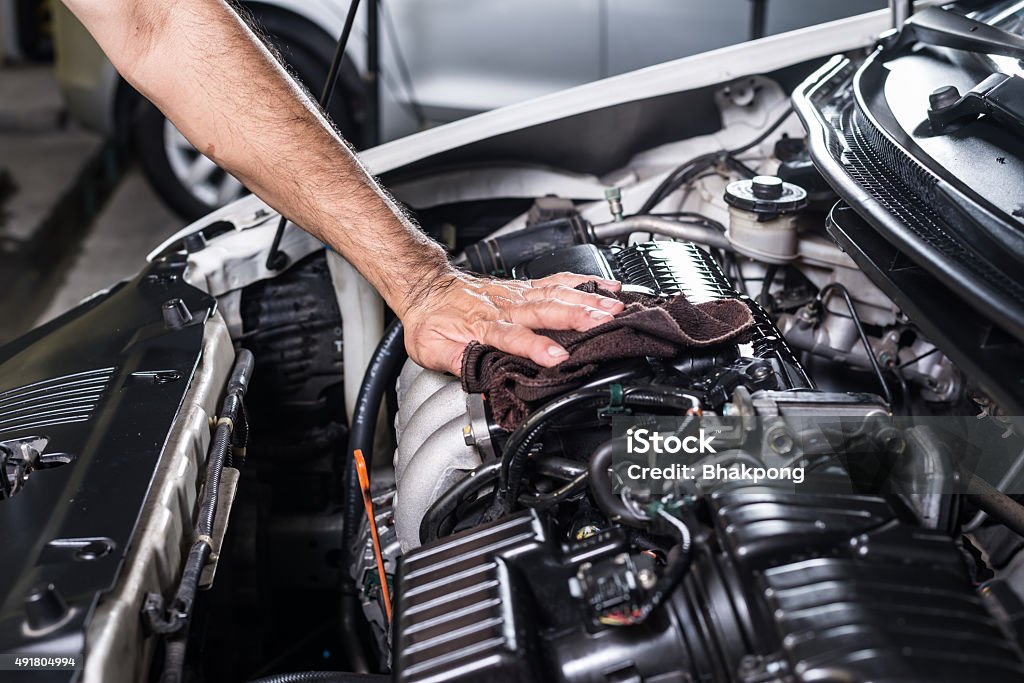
xmin=35 ymin=168 xmax=182 ymax=326
xmin=0 ymin=63 xmax=185 ymax=341
xmin=0 ymin=65 xmax=100 ymax=246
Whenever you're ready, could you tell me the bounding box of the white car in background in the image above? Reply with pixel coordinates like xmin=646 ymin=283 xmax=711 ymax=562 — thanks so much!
xmin=52 ymin=0 xmax=884 ymax=220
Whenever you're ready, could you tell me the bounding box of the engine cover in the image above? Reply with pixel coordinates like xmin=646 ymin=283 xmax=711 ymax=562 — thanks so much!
xmin=392 ymin=492 xmax=1024 ymax=683
xmin=0 ymin=256 xmax=226 ymax=683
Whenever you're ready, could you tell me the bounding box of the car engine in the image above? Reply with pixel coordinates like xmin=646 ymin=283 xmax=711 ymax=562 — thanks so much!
xmin=2 ymin=4 xmax=1024 ymax=682
xmin=350 ymin=232 xmax=1024 ymax=683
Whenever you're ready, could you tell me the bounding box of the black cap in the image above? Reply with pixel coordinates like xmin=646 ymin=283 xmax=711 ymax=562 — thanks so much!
xmin=724 ymin=176 xmax=807 ymax=215
xmin=752 ymin=175 xmax=784 ymax=200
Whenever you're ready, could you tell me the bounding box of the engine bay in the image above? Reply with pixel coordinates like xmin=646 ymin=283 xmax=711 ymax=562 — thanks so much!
xmin=3 ymin=4 xmax=1024 ymax=682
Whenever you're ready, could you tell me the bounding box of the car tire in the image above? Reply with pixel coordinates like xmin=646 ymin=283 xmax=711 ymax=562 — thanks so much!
xmin=134 ymin=8 xmax=363 ymax=221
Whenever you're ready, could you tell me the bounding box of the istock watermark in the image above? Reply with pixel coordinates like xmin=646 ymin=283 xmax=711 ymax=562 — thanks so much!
xmin=606 ymin=414 xmax=1024 ymax=496
xmin=625 ymin=427 xmax=717 ymax=455
xmin=623 ymin=462 xmax=805 ymax=485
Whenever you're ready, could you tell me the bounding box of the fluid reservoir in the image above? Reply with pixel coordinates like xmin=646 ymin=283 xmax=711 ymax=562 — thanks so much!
xmin=724 ymin=175 xmax=807 ymax=263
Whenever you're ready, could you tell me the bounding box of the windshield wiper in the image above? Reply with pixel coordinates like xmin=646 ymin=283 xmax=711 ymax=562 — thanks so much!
xmin=880 ymin=6 xmax=1024 ymax=64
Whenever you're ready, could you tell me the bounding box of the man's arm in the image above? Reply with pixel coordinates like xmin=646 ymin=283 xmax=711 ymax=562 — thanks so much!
xmin=62 ymin=0 xmax=623 ymax=374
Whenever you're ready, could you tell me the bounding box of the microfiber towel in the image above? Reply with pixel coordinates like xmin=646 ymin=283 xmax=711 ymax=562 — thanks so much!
xmin=461 ymin=282 xmax=754 ymax=430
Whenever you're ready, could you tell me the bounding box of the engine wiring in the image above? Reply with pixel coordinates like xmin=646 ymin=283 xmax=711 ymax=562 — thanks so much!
xmin=635 ymin=105 xmax=793 ymax=215
xmin=593 ymin=505 xmax=695 ymax=627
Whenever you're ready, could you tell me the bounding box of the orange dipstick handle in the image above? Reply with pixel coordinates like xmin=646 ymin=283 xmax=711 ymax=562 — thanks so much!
xmin=354 ymin=449 xmax=392 ymax=623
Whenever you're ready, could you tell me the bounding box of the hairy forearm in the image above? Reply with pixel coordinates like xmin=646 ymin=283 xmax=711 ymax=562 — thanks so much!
xmin=63 ymin=0 xmax=448 ymax=314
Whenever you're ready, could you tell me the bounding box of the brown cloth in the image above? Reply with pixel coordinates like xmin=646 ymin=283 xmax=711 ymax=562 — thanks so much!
xmin=461 ymin=283 xmax=754 ymax=431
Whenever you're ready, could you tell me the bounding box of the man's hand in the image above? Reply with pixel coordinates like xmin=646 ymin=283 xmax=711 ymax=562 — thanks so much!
xmin=400 ymin=270 xmax=624 ymax=376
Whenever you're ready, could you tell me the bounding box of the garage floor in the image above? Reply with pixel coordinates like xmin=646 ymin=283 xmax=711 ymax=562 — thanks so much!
xmin=0 ymin=64 xmax=183 ymax=344
xmin=34 ymin=169 xmax=181 ymax=326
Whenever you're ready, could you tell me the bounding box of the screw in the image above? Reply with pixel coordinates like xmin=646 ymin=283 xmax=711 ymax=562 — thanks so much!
xmin=767 ymin=428 xmax=794 ymax=455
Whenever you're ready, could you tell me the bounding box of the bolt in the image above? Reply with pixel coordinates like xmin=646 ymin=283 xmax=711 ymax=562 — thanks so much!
xmin=638 ymin=568 xmax=657 ymax=590
xmin=161 ymin=298 xmax=193 ymax=330
xmin=767 ymin=428 xmax=794 ymax=455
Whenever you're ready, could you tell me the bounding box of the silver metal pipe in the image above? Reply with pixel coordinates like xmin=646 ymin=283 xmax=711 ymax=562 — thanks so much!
xmin=592 ymin=216 xmax=731 ymax=250
xmin=889 ymin=0 xmax=913 ymax=29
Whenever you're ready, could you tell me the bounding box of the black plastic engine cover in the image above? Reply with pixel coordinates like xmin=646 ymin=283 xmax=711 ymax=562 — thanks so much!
xmin=393 ymin=490 xmax=1024 ymax=683
xmin=0 ymin=255 xmax=214 ymax=680
xmin=393 ymin=512 xmax=691 ymax=683
xmin=702 ymin=488 xmax=1024 ymax=682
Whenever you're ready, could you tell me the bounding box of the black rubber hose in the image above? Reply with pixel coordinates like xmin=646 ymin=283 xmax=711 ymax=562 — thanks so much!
xmin=342 ymin=318 xmax=406 ymax=554
xmin=588 ymin=439 xmax=649 ymax=527
xmin=249 ymin=672 xmax=389 ymax=683
xmin=534 ymin=455 xmax=588 ymax=480
xmin=420 ymin=461 xmax=501 ymax=545
xmin=159 ymin=638 xmax=189 ymax=683
xmin=347 ymin=319 xmax=405 ymax=484
xmin=499 ymin=386 xmax=700 ymax=509
xmin=519 ymin=471 xmax=589 ymax=509
xmin=637 ymin=152 xmax=721 ymax=214
xmin=498 ymin=389 xmax=612 ymax=507
xmin=631 ymin=509 xmax=694 ymax=623
xmin=338 ymin=591 xmax=369 ymax=674
xmin=339 ymin=318 xmax=406 ymax=671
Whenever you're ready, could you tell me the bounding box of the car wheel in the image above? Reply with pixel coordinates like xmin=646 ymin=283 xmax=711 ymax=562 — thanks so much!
xmin=134 ymin=11 xmax=362 ymax=221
